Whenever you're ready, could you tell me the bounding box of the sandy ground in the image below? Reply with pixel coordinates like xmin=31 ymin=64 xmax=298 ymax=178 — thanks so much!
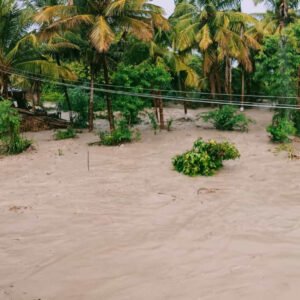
xmin=1 ymin=107 xmax=300 ymax=300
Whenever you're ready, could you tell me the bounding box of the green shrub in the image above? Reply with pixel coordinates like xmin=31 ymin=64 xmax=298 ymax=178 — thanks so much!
xmin=147 ymin=112 xmax=159 ymax=134
xmin=267 ymin=117 xmax=296 ymax=143
xmin=292 ymin=111 xmax=300 ymax=136
xmin=54 ymin=128 xmax=77 ymax=140
xmin=58 ymin=88 xmax=104 ymax=128
xmin=173 ymin=138 xmax=240 ymax=176
xmin=0 ymin=100 xmax=31 ymax=155
xmin=100 ymin=119 xmax=135 ymax=146
xmin=202 ymin=105 xmax=251 ymax=131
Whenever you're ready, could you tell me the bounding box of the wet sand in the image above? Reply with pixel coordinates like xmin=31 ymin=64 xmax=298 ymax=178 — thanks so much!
xmin=1 ymin=108 xmax=300 ymax=300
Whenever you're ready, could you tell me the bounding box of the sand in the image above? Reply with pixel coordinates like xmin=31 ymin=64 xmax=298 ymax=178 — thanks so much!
xmin=1 ymin=107 xmax=300 ymax=300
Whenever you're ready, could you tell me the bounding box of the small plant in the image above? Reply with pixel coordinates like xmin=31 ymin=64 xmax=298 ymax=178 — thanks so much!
xmin=0 ymin=100 xmax=31 ymax=155
xmin=167 ymin=118 xmax=173 ymax=131
xmin=147 ymin=112 xmax=159 ymax=134
xmin=172 ymin=138 xmax=240 ymax=176
xmin=273 ymin=143 xmax=300 ymax=160
xmin=54 ymin=127 xmax=77 ymax=140
xmin=267 ymin=117 xmax=296 ymax=143
xmin=58 ymin=149 xmax=64 ymax=156
xmin=100 ymin=119 xmax=134 ymax=146
xmin=202 ymin=105 xmax=251 ymax=131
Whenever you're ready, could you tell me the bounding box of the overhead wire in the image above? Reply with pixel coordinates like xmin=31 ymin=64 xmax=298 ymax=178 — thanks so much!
xmin=2 ymin=65 xmax=300 ymax=100
xmin=2 ymin=67 xmax=300 ymax=110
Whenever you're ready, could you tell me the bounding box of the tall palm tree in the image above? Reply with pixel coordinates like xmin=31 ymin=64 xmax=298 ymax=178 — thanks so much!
xmin=35 ymin=0 xmax=169 ymax=131
xmin=254 ymin=0 xmax=299 ymax=32
xmin=149 ymin=28 xmax=200 ymax=120
xmin=173 ymin=0 xmax=260 ymax=97
xmin=0 ymin=0 xmax=76 ymax=107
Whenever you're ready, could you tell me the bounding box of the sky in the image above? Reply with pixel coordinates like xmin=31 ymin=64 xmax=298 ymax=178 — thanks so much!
xmin=152 ymin=0 xmax=267 ymax=16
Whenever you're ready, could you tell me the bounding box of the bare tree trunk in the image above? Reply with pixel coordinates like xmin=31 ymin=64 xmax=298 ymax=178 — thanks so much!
xmin=279 ymin=0 xmax=288 ymax=32
xmin=158 ymin=91 xmax=165 ymax=130
xmin=3 ymin=78 xmax=8 ymax=99
xmin=152 ymin=91 xmax=159 ymax=120
xmin=103 ymin=55 xmax=114 ymax=131
xmin=155 ymin=99 xmax=159 ymax=120
xmin=209 ymin=73 xmax=216 ymax=99
xmin=298 ymin=66 xmax=300 ymax=106
xmin=183 ymin=98 xmax=188 ymax=115
xmin=88 ymin=65 xmax=94 ymax=132
xmin=241 ymin=69 xmax=245 ymax=111
xmin=225 ymin=56 xmax=232 ymax=99
xmin=216 ymin=73 xmax=222 ymax=94
xmin=0 ymin=73 xmax=9 ymax=99
xmin=229 ymin=58 xmax=232 ymax=100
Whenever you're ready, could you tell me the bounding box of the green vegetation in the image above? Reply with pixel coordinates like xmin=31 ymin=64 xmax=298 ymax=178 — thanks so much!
xmin=173 ymin=139 xmax=240 ymax=177
xmin=267 ymin=117 xmax=296 ymax=143
xmin=1 ymin=0 xmax=300 ymax=157
xmin=292 ymin=111 xmax=300 ymax=136
xmin=100 ymin=120 xmax=136 ymax=146
xmin=112 ymin=62 xmax=171 ymax=127
xmin=202 ymin=106 xmax=252 ymax=131
xmin=54 ymin=128 xmax=77 ymax=140
xmin=147 ymin=112 xmax=159 ymax=135
xmin=0 ymin=101 xmax=31 ymax=155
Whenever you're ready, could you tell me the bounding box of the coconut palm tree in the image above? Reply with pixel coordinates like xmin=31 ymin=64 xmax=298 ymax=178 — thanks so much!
xmin=173 ymin=0 xmax=260 ymax=97
xmin=254 ymin=0 xmax=299 ymax=33
xmin=148 ymin=27 xmax=200 ymax=121
xmin=34 ymin=0 xmax=169 ymax=131
xmin=0 ymin=0 xmax=76 ymax=107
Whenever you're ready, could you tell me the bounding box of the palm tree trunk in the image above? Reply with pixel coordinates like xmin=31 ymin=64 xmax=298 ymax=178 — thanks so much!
xmin=55 ymin=54 xmax=73 ymax=123
xmin=103 ymin=55 xmax=114 ymax=131
xmin=3 ymin=78 xmax=8 ymax=99
xmin=279 ymin=0 xmax=288 ymax=32
xmin=209 ymin=73 xmax=216 ymax=99
xmin=229 ymin=58 xmax=232 ymax=100
xmin=177 ymin=73 xmax=187 ymax=117
xmin=0 ymin=73 xmax=9 ymax=98
xmin=216 ymin=73 xmax=222 ymax=95
xmin=298 ymin=66 xmax=300 ymax=106
xmin=89 ymin=65 xmax=94 ymax=132
xmin=225 ymin=56 xmax=232 ymax=100
xmin=241 ymin=69 xmax=245 ymax=111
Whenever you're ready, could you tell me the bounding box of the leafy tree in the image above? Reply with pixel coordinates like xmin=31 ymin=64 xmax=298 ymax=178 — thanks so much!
xmin=254 ymin=33 xmax=300 ymax=98
xmin=0 ymin=0 xmax=75 ymax=106
xmin=35 ymin=0 xmax=169 ymax=131
xmin=112 ymin=62 xmax=171 ymax=126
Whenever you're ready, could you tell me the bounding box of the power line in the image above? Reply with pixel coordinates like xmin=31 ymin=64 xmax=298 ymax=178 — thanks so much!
xmin=2 ymin=67 xmax=300 ymax=110
xmin=3 ymin=65 xmax=300 ymax=100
